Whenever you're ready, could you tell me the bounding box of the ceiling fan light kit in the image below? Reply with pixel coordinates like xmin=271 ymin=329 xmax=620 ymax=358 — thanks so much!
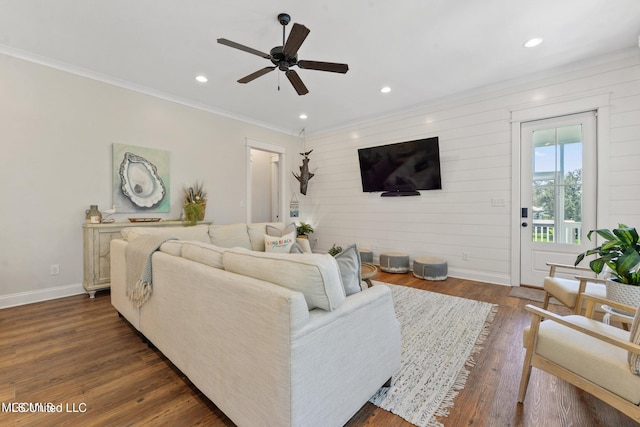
xmin=217 ymin=13 xmax=349 ymax=95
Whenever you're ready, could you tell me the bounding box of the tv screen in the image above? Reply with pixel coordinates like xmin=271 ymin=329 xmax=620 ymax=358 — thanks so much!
xmin=357 ymin=137 xmax=442 ymax=194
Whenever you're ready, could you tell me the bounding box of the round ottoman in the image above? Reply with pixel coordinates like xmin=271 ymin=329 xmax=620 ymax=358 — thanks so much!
xmin=379 ymin=252 xmax=410 ymax=274
xmin=413 ymin=256 xmax=448 ymax=281
xmin=359 ymin=249 xmax=373 ymax=263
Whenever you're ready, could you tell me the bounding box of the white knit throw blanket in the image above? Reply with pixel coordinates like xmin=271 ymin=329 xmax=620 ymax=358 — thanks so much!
xmin=125 ymin=235 xmax=176 ymax=308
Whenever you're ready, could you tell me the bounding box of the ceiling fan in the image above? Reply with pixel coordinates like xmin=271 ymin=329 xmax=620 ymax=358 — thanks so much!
xmin=217 ymin=13 xmax=349 ymax=95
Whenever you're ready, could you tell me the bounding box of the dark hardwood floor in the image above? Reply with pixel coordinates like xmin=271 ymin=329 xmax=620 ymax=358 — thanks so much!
xmin=1 ymin=272 xmax=638 ymax=426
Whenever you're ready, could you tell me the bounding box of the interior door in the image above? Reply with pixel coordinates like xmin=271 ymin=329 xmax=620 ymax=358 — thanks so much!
xmin=520 ymin=111 xmax=597 ymax=287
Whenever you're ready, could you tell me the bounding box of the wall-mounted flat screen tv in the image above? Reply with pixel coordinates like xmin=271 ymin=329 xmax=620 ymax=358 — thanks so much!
xmin=357 ymin=136 xmax=442 ymax=196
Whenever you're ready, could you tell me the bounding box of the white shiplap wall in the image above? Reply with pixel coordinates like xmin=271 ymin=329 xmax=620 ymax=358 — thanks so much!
xmin=302 ymin=50 xmax=640 ymax=286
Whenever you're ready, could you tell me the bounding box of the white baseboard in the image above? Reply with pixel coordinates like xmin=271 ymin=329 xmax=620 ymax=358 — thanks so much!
xmin=447 ymin=267 xmax=511 ymax=287
xmin=0 ymin=283 xmax=86 ymax=309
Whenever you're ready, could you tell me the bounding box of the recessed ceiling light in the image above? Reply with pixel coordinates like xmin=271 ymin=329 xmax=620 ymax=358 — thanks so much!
xmin=195 ymin=75 xmax=208 ymax=83
xmin=380 ymin=86 xmax=391 ymax=93
xmin=299 ymin=113 xmax=308 ymax=120
xmin=524 ymin=37 xmax=543 ymax=48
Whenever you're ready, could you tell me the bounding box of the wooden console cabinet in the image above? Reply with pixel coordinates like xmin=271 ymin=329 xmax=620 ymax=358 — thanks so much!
xmin=82 ymin=221 xmax=211 ymax=298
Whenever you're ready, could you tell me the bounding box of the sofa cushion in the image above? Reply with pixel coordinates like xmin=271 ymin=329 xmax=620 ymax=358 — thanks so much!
xmin=121 ymin=225 xmax=210 ymax=243
xmin=209 ymin=224 xmax=252 ymax=249
xmin=223 ymin=249 xmax=346 ymax=311
xmin=181 ymin=241 xmax=228 ymax=269
xmin=265 ymin=232 xmax=296 ymax=253
xmin=247 ymin=222 xmax=284 ymax=251
xmin=159 ymin=240 xmax=184 ymax=256
xmin=334 ymin=244 xmax=362 ymax=296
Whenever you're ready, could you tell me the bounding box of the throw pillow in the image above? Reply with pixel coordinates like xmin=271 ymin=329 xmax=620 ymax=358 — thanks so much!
xmin=628 ymin=306 xmax=640 ymax=375
xmin=264 ymin=232 xmax=296 ymax=253
xmin=334 ymin=244 xmax=362 ymax=296
xmin=266 ymin=223 xmax=296 ymax=237
xmin=290 ymin=241 xmax=304 ymax=253
xmin=248 ymin=222 xmax=284 ymax=251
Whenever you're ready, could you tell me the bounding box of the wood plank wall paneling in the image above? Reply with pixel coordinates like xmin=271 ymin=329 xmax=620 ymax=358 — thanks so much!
xmin=303 ymin=53 xmax=640 ymax=286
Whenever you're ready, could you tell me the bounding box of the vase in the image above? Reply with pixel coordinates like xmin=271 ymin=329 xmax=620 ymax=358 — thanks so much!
xmin=606 ymin=280 xmax=640 ymax=315
xmin=85 ymin=205 xmax=102 ymax=224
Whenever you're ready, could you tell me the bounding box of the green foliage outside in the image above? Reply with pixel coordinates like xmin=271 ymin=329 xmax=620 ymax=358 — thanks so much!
xmin=532 ymin=169 xmax=582 ymax=243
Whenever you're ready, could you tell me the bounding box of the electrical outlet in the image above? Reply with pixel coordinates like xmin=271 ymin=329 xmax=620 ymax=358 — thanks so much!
xmin=50 ymin=264 xmax=60 ymax=275
xmin=462 ymin=252 xmax=469 ymax=261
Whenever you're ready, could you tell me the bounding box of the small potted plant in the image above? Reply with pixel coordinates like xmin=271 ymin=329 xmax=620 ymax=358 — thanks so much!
xmin=575 ymin=223 xmax=640 ymax=309
xmin=183 ymin=181 xmax=207 ymax=226
xmin=296 ymin=222 xmax=314 ymax=239
xmin=328 ymin=244 xmax=343 ymax=257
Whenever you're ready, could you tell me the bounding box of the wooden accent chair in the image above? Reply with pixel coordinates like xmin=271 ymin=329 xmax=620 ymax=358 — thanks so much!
xmin=543 ymin=262 xmax=606 ymax=314
xmin=519 ymin=293 xmax=640 ymax=422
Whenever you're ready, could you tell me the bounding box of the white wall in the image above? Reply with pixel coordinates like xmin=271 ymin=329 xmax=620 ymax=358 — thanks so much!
xmin=0 ymin=53 xmax=299 ymax=305
xmin=303 ymin=50 xmax=640 ymax=286
xmin=2 ymin=50 xmax=638 ymax=305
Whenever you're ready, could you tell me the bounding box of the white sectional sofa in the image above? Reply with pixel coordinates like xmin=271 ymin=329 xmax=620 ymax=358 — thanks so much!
xmin=110 ymin=222 xmax=401 ymax=427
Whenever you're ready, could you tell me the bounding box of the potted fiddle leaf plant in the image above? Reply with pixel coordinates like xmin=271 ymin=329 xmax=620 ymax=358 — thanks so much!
xmin=575 ymin=223 xmax=640 ymax=310
xmin=183 ymin=181 xmax=207 ymax=226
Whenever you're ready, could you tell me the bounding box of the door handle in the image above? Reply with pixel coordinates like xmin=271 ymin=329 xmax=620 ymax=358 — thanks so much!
xmin=522 ymin=222 xmax=528 ymax=227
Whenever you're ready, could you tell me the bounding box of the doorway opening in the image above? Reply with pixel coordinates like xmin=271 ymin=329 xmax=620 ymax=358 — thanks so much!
xmin=246 ymin=139 xmax=286 ymax=223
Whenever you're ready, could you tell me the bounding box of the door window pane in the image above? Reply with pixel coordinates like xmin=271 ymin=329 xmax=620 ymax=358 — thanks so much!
xmin=530 ymin=125 xmax=583 ymax=244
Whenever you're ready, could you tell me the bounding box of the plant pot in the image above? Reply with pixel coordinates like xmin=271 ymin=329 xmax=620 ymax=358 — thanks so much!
xmin=606 ymin=280 xmax=640 ymax=315
xmin=184 ymin=200 xmax=206 ymax=224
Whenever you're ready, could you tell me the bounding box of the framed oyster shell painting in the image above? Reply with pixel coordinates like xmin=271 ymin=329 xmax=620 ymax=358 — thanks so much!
xmin=112 ymin=144 xmax=170 ymax=213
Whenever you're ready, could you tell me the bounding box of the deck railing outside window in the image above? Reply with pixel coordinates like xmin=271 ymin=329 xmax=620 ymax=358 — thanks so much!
xmin=532 ymin=220 xmax=582 ymax=244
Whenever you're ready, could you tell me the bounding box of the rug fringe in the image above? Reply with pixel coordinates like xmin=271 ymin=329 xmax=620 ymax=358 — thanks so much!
xmin=371 ymin=285 xmax=499 ymax=427
xmin=431 ymin=303 xmax=499 ymax=425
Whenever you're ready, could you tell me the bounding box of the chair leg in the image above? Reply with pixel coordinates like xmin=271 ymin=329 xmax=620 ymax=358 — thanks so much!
xmin=519 ymin=313 xmax=542 ymax=403
xmin=542 ymin=292 xmax=551 ymax=310
xmin=518 ymin=364 xmax=532 ymax=403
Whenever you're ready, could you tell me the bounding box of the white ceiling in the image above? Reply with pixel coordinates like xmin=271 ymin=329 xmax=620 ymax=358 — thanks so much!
xmin=1 ymin=0 xmax=639 ymax=134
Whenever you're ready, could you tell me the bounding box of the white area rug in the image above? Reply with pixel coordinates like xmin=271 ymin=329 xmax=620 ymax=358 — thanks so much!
xmin=369 ymin=282 xmax=498 ymax=427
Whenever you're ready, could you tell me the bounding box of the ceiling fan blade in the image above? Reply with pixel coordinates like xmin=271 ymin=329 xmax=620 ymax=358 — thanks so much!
xmin=283 ymin=23 xmax=310 ymax=56
xmin=238 ymin=66 xmax=276 ymax=84
xmin=298 ymin=60 xmax=349 ymax=74
xmin=285 ymin=70 xmax=309 ymax=95
xmin=217 ymin=38 xmax=271 ymax=59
